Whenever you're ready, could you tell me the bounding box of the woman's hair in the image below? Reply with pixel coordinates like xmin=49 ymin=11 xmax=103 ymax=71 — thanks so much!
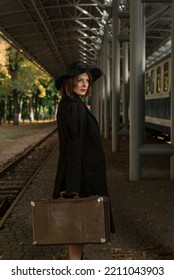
xmin=59 ymin=72 xmax=92 ymax=97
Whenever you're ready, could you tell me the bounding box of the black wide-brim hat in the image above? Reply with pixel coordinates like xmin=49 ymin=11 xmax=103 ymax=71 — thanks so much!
xmin=55 ymin=62 xmax=102 ymax=90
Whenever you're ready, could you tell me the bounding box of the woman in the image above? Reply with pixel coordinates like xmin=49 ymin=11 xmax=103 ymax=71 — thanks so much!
xmin=53 ymin=62 xmax=115 ymax=260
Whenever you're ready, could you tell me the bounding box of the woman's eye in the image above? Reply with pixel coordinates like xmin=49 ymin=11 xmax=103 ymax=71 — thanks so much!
xmin=77 ymin=79 xmax=89 ymax=84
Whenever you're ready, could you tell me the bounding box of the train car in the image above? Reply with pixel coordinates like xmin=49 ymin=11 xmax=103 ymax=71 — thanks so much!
xmin=145 ymin=54 xmax=171 ymax=138
xmin=120 ymin=54 xmax=171 ymax=139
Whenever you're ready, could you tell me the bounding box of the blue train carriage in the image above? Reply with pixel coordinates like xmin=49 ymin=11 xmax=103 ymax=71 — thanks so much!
xmin=145 ymin=54 xmax=171 ymax=139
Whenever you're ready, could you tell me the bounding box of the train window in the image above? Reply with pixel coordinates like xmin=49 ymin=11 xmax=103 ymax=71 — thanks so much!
xmin=145 ymin=73 xmax=149 ymax=94
xmin=149 ymin=70 xmax=154 ymax=94
xmin=163 ymin=62 xmax=169 ymax=92
xmin=156 ymin=66 xmax=161 ymax=93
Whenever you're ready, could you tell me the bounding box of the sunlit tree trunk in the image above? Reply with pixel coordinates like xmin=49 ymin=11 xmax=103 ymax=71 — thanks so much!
xmin=13 ymin=89 xmax=19 ymax=125
xmin=18 ymin=95 xmax=23 ymax=123
xmin=29 ymin=96 xmax=34 ymax=122
xmin=4 ymin=95 xmax=7 ymax=122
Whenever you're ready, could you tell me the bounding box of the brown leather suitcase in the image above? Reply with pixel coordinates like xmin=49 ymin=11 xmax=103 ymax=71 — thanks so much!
xmin=31 ymin=196 xmax=111 ymax=245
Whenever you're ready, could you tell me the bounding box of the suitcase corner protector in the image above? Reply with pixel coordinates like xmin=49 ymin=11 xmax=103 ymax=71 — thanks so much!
xmin=31 ymin=201 xmax=35 ymax=207
xmin=97 ymin=197 xmax=106 ymax=202
xmin=100 ymin=238 xmax=106 ymax=243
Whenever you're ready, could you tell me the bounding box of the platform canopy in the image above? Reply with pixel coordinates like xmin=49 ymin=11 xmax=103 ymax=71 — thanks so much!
xmin=0 ymin=0 xmax=172 ymax=78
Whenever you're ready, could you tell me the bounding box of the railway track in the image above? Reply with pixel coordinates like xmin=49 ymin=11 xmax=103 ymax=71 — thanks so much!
xmin=0 ymin=128 xmax=58 ymax=229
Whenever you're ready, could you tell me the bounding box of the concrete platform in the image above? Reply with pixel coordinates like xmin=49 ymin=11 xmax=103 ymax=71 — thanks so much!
xmin=0 ymin=125 xmax=174 ymax=260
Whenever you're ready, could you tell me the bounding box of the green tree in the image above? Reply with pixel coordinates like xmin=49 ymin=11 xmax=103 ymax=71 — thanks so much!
xmin=46 ymin=80 xmax=60 ymax=119
xmin=11 ymin=60 xmax=50 ymax=122
xmin=6 ymin=47 xmax=24 ymax=125
xmin=0 ymin=37 xmax=59 ymax=124
xmin=0 ymin=70 xmax=12 ymax=122
xmin=6 ymin=46 xmax=55 ymax=124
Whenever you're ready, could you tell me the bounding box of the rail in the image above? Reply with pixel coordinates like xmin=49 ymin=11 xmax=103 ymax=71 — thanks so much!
xmin=0 ymin=128 xmax=58 ymax=229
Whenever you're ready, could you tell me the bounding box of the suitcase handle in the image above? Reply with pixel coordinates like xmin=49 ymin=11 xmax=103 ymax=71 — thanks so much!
xmin=59 ymin=191 xmax=79 ymax=199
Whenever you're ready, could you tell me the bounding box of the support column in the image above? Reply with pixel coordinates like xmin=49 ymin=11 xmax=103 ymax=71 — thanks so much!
xmin=122 ymin=42 xmax=129 ymax=129
xmin=129 ymin=0 xmax=144 ymax=180
xmin=104 ymin=25 xmax=110 ymax=139
xmin=99 ymin=48 xmax=104 ymax=133
xmin=171 ymin=0 xmax=174 ymax=179
xmin=112 ymin=0 xmax=120 ymax=152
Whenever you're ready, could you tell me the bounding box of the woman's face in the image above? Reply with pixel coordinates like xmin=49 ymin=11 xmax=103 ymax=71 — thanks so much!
xmin=73 ymin=72 xmax=90 ymax=96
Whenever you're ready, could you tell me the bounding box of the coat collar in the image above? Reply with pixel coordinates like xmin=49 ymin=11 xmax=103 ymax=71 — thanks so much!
xmin=63 ymin=94 xmax=98 ymax=124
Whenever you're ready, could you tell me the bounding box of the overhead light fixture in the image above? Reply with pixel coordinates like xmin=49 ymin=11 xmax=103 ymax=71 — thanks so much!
xmin=104 ymin=0 xmax=112 ymax=7
xmin=83 ymin=10 xmax=88 ymax=15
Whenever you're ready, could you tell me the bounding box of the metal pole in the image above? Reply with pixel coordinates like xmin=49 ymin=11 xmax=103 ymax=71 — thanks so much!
xmin=112 ymin=0 xmax=120 ymax=152
xmin=122 ymin=42 xmax=129 ymax=129
xmin=142 ymin=0 xmax=171 ymax=2
xmin=142 ymin=7 xmax=146 ymax=141
xmin=129 ymin=0 xmax=144 ymax=180
xmin=171 ymin=0 xmax=174 ymax=179
xmin=99 ymin=50 xmax=104 ymax=132
xmin=104 ymin=25 xmax=110 ymax=139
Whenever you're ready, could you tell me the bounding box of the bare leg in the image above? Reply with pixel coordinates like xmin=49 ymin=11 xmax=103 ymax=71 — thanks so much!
xmin=69 ymin=244 xmax=84 ymax=260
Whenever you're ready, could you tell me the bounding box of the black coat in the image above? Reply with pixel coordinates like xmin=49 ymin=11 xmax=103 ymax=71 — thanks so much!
xmin=52 ymin=94 xmax=115 ymax=233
